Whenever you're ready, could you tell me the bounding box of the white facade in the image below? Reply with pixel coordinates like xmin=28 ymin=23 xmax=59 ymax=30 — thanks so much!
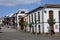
xmin=0 ymin=17 xmax=2 ymax=24
xmin=43 ymin=8 xmax=60 ymax=33
xmin=27 ymin=4 xmax=60 ymax=33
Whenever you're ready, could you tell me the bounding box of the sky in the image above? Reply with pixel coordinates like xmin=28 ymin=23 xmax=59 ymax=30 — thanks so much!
xmin=0 ymin=0 xmax=60 ymax=17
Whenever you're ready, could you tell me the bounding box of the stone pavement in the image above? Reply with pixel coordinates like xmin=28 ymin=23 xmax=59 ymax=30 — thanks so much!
xmin=0 ymin=27 xmax=18 ymax=32
xmin=0 ymin=27 xmax=60 ymax=40
xmin=0 ymin=32 xmax=60 ymax=40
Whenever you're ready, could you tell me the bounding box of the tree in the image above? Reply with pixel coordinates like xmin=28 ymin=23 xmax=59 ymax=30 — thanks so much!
xmin=47 ymin=18 xmax=55 ymax=35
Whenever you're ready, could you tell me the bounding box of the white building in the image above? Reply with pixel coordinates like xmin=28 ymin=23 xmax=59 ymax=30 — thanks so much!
xmin=0 ymin=17 xmax=2 ymax=25
xmin=16 ymin=9 xmax=28 ymax=30
xmin=27 ymin=4 xmax=60 ymax=34
xmin=0 ymin=16 xmax=5 ymax=25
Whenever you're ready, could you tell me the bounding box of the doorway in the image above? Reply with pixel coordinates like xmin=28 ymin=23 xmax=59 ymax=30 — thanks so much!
xmin=38 ymin=25 xmax=40 ymax=34
xmin=49 ymin=10 xmax=54 ymax=34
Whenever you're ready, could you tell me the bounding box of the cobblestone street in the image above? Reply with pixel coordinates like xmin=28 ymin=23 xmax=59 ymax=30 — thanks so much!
xmin=0 ymin=27 xmax=60 ymax=40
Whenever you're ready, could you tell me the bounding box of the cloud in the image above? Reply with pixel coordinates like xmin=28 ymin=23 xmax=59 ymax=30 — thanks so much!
xmin=0 ymin=0 xmax=41 ymax=6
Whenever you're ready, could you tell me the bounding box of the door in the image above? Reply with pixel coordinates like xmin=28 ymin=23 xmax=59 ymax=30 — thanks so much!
xmin=59 ymin=11 xmax=60 ymax=32
xmin=38 ymin=25 xmax=40 ymax=34
xmin=49 ymin=10 xmax=54 ymax=31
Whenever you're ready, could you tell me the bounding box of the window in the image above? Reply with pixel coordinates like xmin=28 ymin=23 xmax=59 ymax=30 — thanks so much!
xmin=49 ymin=10 xmax=53 ymax=19
xmin=59 ymin=11 xmax=60 ymax=23
xmin=38 ymin=12 xmax=40 ymax=23
xmin=29 ymin=15 xmax=30 ymax=23
xmin=34 ymin=13 xmax=36 ymax=23
xmin=44 ymin=10 xmax=47 ymax=13
xmin=32 ymin=15 xmax=33 ymax=23
xmin=55 ymin=25 xmax=58 ymax=29
xmin=21 ymin=11 xmax=25 ymax=13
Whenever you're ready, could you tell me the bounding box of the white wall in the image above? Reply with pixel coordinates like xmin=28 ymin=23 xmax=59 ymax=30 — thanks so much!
xmin=43 ymin=9 xmax=49 ymax=33
xmin=39 ymin=10 xmax=43 ymax=33
xmin=17 ymin=14 xmax=20 ymax=30
xmin=27 ymin=8 xmax=60 ymax=33
xmin=27 ymin=16 xmax=29 ymax=24
xmin=44 ymin=8 xmax=60 ymax=33
xmin=53 ymin=10 xmax=59 ymax=32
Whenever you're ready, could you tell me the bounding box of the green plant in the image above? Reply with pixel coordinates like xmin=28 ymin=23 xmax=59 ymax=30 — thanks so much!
xmin=47 ymin=18 xmax=55 ymax=26
xmin=28 ymin=22 xmax=32 ymax=32
xmin=28 ymin=22 xmax=32 ymax=27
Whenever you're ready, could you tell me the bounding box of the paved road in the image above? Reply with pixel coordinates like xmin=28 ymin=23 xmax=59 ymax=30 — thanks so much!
xmin=0 ymin=27 xmax=60 ymax=40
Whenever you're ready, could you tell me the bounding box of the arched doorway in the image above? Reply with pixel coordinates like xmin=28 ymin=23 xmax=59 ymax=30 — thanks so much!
xmin=19 ymin=16 xmax=24 ymax=31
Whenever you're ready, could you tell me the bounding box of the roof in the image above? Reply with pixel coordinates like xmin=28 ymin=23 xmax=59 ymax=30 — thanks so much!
xmin=27 ymin=4 xmax=60 ymax=15
xmin=45 ymin=4 xmax=60 ymax=8
xmin=27 ymin=6 xmax=43 ymax=14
